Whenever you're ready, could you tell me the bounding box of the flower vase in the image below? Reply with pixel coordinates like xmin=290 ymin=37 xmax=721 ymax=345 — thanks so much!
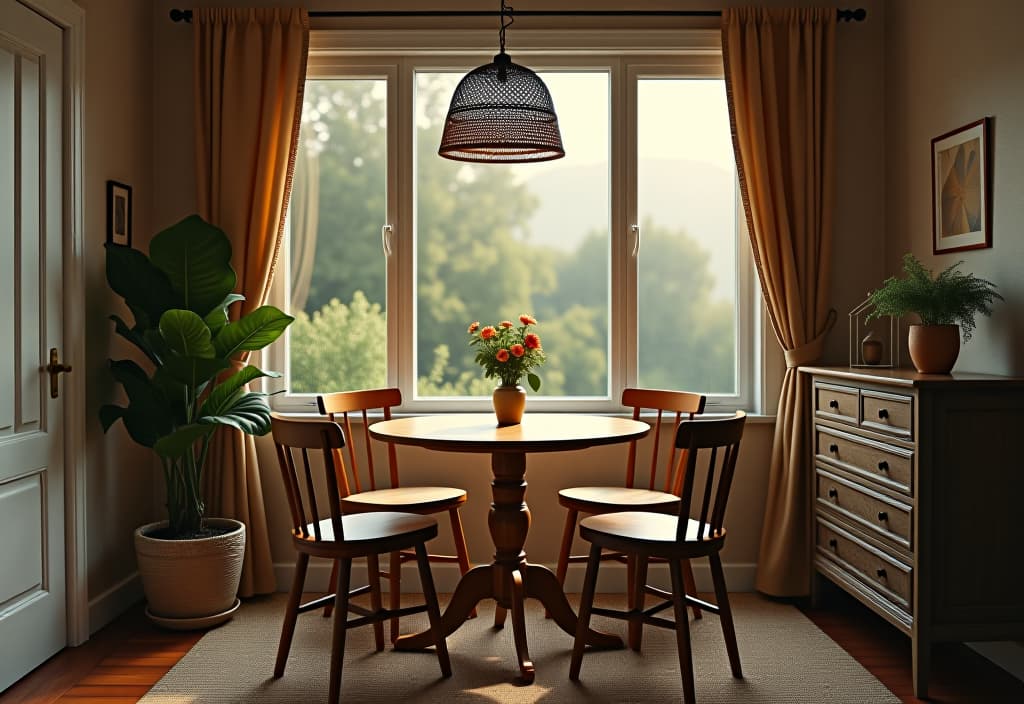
xmin=492 ymin=384 xmax=527 ymax=426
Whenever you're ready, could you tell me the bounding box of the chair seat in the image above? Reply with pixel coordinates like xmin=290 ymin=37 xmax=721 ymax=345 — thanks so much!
xmin=579 ymin=511 xmax=724 ymax=556
xmin=341 ymin=486 xmax=467 ymax=514
xmin=300 ymin=511 xmax=438 ymax=551
xmin=559 ymin=486 xmax=679 ymax=513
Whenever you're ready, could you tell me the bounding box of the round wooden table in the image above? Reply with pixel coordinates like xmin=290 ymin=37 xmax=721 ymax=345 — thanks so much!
xmin=369 ymin=412 xmax=650 ymax=683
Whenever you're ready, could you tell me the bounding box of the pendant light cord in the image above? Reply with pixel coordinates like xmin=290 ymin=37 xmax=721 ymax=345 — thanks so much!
xmin=499 ymin=0 xmax=513 ymax=56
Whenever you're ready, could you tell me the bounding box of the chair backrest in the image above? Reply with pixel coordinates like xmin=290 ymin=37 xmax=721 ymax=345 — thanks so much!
xmin=621 ymin=388 xmax=707 ymax=494
xmin=317 ymin=388 xmax=402 ymax=497
xmin=673 ymin=411 xmax=746 ymax=543
xmin=270 ymin=413 xmax=348 ymax=542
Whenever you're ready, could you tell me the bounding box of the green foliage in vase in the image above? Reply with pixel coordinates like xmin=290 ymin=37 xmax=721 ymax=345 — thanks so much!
xmin=866 ymin=253 xmax=1002 ymax=342
xmin=99 ymin=215 xmax=294 ymax=538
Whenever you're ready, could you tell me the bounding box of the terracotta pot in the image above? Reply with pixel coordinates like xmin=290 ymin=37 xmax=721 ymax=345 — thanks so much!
xmin=907 ymin=324 xmax=960 ymax=374
xmin=134 ymin=518 xmax=245 ymax=629
xmin=492 ymin=384 xmax=527 ymax=426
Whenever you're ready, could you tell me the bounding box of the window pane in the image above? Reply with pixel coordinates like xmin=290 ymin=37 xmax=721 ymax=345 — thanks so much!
xmin=287 ymin=79 xmax=388 ymax=393
xmin=414 ymin=71 xmax=611 ymax=398
xmin=637 ymin=79 xmax=738 ymax=394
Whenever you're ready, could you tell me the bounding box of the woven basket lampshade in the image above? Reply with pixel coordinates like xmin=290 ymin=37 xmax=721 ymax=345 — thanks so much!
xmin=438 ymin=51 xmax=565 ymax=163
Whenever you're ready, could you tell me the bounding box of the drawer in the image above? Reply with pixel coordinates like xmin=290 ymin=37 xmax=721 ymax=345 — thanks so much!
xmin=815 ymin=382 xmax=858 ymax=426
xmin=861 ymin=389 xmax=913 ymax=439
xmin=815 ymin=425 xmax=913 ymax=495
xmin=816 ymin=517 xmax=912 ymax=612
xmin=816 ymin=466 xmax=912 ymax=550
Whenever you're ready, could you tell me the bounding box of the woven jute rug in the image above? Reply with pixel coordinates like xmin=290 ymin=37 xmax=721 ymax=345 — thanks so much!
xmin=139 ymin=593 xmax=898 ymax=703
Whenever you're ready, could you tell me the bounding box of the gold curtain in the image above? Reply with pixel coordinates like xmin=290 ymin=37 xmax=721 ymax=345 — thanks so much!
xmin=193 ymin=7 xmax=309 ymax=596
xmin=722 ymin=7 xmax=837 ymax=596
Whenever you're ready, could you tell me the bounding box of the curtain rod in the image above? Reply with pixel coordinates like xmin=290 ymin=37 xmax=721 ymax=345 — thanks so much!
xmin=169 ymin=8 xmax=867 ymax=23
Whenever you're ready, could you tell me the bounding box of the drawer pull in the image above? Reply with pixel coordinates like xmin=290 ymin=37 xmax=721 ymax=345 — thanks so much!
xmin=828 ymin=539 xmax=838 ymax=550
xmin=827 ymin=488 xmax=839 ymax=499
xmin=876 ymin=568 xmax=887 ymax=579
xmin=828 ymin=443 xmax=839 ymax=453
xmin=828 ymin=399 xmax=839 ymax=409
xmin=877 ymin=408 xmax=889 ymax=419
xmin=877 ymin=460 xmax=889 ymax=472
xmin=877 ymin=511 xmax=888 ymax=522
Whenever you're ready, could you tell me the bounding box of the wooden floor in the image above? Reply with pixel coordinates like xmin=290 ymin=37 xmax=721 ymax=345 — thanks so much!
xmin=2 ymin=587 xmax=1022 ymax=703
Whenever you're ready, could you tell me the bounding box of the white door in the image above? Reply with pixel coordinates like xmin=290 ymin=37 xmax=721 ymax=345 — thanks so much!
xmin=0 ymin=0 xmax=66 ymax=691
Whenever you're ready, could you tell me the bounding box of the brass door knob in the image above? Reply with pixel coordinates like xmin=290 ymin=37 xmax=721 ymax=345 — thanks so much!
xmin=45 ymin=348 xmax=72 ymax=398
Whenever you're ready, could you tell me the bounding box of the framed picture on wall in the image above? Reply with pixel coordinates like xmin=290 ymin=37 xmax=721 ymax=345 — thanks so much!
xmin=931 ymin=117 xmax=991 ymax=254
xmin=106 ymin=180 xmax=132 ymax=247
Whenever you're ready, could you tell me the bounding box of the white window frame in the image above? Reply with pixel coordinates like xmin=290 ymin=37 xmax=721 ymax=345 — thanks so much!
xmin=268 ymin=29 xmax=757 ymax=414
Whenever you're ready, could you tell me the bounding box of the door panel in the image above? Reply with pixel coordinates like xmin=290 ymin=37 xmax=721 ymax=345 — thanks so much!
xmin=0 ymin=0 xmax=66 ymax=691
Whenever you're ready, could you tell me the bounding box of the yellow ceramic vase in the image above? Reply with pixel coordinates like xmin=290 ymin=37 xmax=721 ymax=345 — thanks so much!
xmin=492 ymin=384 xmax=527 ymax=426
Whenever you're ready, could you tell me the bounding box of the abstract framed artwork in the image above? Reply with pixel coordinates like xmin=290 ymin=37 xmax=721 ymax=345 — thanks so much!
xmin=106 ymin=179 xmax=132 ymax=247
xmin=931 ymin=117 xmax=991 ymax=254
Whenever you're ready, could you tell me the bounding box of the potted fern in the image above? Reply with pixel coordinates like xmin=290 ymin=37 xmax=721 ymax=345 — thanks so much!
xmin=100 ymin=215 xmax=293 ymax=628
xmin=867 ymin=253 xmax=1002 ymax=373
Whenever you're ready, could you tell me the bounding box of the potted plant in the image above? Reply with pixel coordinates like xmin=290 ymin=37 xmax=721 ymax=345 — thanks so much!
xmin=467 ymin=315 xmax=546 ymax=426
xmin=867 ymin=253 xmax=1002 ymax=373
xmin=100 ymin=214 xmax=293 ymax=628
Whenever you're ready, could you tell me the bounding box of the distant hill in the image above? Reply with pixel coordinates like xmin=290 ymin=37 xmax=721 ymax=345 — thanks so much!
xmin=520 ymin=158 xmax=737 ymax=297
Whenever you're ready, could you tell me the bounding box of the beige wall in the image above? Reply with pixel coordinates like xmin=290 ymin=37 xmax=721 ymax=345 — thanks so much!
xmin=885 ymin=0 xmax=1024 ymax=375
xmin=78 ymin=0 xmax=158 ymax=630
xmin=139 ymin=0 xmax=886 ymax=591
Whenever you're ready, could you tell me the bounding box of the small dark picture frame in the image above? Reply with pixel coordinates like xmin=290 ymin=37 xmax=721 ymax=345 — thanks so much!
xmin=106 ymin=180 xmax=132 ymax=247
xmin=931 ymin=117 xmax=991 ymax=254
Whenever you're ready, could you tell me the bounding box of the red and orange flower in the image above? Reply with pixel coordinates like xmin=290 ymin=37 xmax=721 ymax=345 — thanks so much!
xmin=467 ymin=314 xmax=547 ymax=391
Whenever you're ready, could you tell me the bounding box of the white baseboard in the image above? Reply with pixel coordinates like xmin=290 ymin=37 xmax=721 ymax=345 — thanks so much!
xmin=87 ymin=571 xmax=143 ymax=635
xmin=274 ymin=559 xmax=757 ymax=594
xmin=968 ymin=641 xmax=1024 ymax=684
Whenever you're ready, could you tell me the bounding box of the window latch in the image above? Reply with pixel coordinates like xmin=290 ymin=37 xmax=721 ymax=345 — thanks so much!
xmin=631 ymin=224 xmax=641 ymax=258
xmin=381 ymin=224 xmax=393 ymax=257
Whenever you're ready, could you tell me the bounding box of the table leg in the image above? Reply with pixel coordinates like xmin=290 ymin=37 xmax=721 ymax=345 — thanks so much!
xmin=395 ymin=450 xmax=622 ymax=680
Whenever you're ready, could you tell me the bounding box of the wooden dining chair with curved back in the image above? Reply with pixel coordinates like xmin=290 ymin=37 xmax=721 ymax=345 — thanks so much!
xmin=553 ymin=387 xmax=706 ymax=642
xmin=569 ymin=411 xmax=747 ymax=704
xmin=269 ymin=414 xmax=451 ymax=704
xmin=317 ymin=388 xmax=474 ymax=641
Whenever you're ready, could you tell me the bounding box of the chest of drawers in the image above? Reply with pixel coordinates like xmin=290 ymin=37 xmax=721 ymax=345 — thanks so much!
xmin=801 ymin=366 xmax=1024 ymax=698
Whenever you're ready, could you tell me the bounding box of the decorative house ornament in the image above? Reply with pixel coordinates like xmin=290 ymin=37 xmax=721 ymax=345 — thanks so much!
xmin=437 ymin=0 xmax=564 ymax=163
xmin=848 ymin=296 xmax=897 ymax=368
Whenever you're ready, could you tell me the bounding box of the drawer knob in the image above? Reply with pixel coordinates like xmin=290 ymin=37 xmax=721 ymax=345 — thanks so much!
xmin=877 ymin=511 xmax=888 ymax=521
xmin=828 ymin=539 xmax=838 ymax=550
xmin=878 ymin=408 xmax=889 ymax=419
xmin=828 ymin=399 xmax=839 ymax=409
xmin=877 ymin=460 xmax=889 ymax=472
xmin=876 ymin=568 xmax=887 ymax=579
xmin=827 ymin=488 xmax=839 ymax=499
xmin=828 ymin=444 xmax=839 ymax=454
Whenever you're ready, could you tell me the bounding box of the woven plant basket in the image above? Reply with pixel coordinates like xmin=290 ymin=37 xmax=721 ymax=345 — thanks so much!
xmin=134 ymin=518 xmax=245 ymax=627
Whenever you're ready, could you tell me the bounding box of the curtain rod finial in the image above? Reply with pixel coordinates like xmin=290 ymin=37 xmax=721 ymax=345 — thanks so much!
xmin=170 ymin=8 xmax=192 ymax=23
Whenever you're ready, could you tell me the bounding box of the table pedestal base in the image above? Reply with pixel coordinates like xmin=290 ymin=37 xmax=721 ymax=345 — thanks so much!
xmin=394 ymin=451 xmax=622 ymax=682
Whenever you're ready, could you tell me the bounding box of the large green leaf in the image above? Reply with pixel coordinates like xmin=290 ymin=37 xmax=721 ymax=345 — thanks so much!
xmin=159 ymin=309 xmax=215 ymax=358
xmin=98 ymin=404 xmax=126 ymax=432
xmin=160 ymin=354 xmax=230 ymax=392
xmin=204 ymin=293 xmax=246 ymax=334
xmin=110 ymin=314 xmax=159 ymax=365
xmin=153 ymin=423 xmax=216 ymax=460
xmin=199 ymin=365 xmax=281 ymax=419
xmin=105 ymin=243 xmax=176 ymax=329
xmin=199 ymin=392 xmax=272 ymax=436
xmin=107 ymin=359 xmax=174 ymax=447
xmin=214 ymin=306 xmax=294 ymax=358
xmin=149 ymin=215 xmax=236 ymax=317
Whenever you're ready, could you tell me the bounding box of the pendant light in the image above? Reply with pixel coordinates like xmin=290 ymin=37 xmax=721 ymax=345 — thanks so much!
xmin=438 ymin=0 xmax=565 ymax=163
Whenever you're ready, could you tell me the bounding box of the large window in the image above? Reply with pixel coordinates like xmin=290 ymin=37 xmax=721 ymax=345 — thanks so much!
xmin=273 ymin=32 xmax=754 ymax=412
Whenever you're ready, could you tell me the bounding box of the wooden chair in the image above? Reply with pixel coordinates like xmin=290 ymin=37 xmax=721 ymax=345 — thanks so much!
xmin=569 ymin=411 xmax=747 ymax=704
xmin=270 ymin=414 xmax=451 ymax=704
xmin=553 ymin=388 xmax=707 ymax=641
xmin=317 ymin=388 xmax=474 ymax=641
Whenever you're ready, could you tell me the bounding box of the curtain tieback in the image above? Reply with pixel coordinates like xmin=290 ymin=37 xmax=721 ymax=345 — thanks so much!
xmin=784 ymin=308 xmax=837 ymax=368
